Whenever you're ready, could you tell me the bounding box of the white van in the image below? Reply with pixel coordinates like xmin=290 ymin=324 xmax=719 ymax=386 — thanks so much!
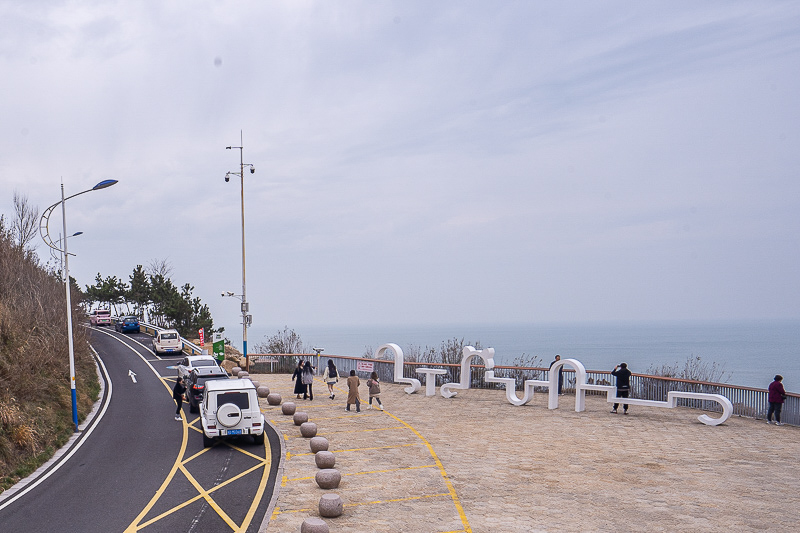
xmin=200 ymin=379 xmax=265 ymax=447
xmin=152 ymin=329 xmax=183 ymax=355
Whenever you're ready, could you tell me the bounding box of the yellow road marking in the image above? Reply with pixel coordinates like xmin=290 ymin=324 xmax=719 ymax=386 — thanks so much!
xmin=273 ymin=492 xmax=452 ymax=514
xmin=287 ymin=442 xmax=420 ymax=459
xmin=285 ymin=464 xmax=436 ymax=482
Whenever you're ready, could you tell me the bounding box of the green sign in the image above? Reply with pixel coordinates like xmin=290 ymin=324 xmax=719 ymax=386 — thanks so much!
xmin=212 ymin=333 xmax=225 ymax=362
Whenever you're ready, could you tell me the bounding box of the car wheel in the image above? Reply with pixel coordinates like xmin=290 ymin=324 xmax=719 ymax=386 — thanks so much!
xmin=202 ymin=432 xmax=214 ymax=448
xmin=189 ymin=402 xmax=198 ymax=414
xmin=252 ymin=432 xmax=265 ymax=445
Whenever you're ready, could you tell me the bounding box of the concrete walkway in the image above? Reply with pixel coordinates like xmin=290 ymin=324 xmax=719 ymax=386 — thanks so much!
xmin=255 ymin=373 xmax=799 ymax=532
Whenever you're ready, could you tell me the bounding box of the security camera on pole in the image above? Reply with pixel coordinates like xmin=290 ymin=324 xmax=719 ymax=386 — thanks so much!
xmin=224 ymin=132 xmax=255 ymax=372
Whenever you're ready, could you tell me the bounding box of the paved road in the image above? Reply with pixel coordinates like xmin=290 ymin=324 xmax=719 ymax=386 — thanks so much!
xmin=0 ymin=327 xmax=280 ymax=533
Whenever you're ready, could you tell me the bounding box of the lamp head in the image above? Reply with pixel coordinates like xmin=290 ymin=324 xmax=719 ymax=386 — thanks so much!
xmin=93 ymin=179 xmax=118 ymax=190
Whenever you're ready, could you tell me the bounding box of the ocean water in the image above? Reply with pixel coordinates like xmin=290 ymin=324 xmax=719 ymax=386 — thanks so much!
xmin=244 ymin=320 xmax=800 ymax=391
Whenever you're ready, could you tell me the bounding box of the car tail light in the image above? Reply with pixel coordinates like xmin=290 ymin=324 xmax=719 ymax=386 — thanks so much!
xmin=193 ymin=384 xmax=204 ymax=391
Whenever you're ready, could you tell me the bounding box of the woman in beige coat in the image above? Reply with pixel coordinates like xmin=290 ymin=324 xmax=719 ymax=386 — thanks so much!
xmin=346 ymin=370 xmax=361 ymax=412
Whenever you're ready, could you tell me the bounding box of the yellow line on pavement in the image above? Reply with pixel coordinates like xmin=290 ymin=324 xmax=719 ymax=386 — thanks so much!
xmin=287 ymin=442 xmax=420 ymax=459
xmin=385 ymin=411 xmax=473 ymax=533
xmin=286 ymin=464 xmax=436 ymax=482
xmin=273 ymin=492 xmax=452 ymax=515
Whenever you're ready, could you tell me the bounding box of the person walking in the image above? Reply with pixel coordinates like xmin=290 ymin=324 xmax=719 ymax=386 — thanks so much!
xmin=549 ymin=355 xmax=564 ymax=395
xmin=610 ymin=362 xmax=632 ymax=414
xmin=366 ymin=371 xmax=383 ymax=410
xmin=291 ymin=360 xmax=306 ymax=399
xmin=767 ymin=375 xmax=787 ymax=425
xmin=173 ymin=377 xmax=186 ymax=421
xmin=301 ymin=361 xmax=316 ymax=400
xmin=323 ymin=359 xmax=339 ymax=399
xmin=346 ymin=370 xmax=361 ymax=412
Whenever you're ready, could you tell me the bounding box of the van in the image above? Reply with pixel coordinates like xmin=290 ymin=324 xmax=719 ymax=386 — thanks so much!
xmin=152 ymin=329 xmax=183 ymax=355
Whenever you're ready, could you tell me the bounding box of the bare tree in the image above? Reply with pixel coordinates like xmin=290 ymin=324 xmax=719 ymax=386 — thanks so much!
xmin=146 ymin=258 xmax=173 ymax=278
xmin=11 ymin=191 xmax=39 ymax=251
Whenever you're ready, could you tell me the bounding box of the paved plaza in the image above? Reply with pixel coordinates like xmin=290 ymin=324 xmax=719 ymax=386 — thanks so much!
xmin=256 ymin=373 xmax=799 ymax=532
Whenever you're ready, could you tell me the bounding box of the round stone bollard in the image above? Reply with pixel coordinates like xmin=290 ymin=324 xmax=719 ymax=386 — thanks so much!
xmin=293 ymin=412 xmax=309 ymax=426
xmin=301 ymin=517 xmax=329 ymax=533
xmin=250 ymin=380 xmax=260 ymax=389
xmin=318 ymin=494 xmax=343 ymax=518
xmin=238 ymin=371 xmax=249 ymax=379
xmin=281 ymin=402 xmax=296 ymax=415
xmin=309 ymin=436 xmax=329 ymax=453
xmin=257 ymin=386 xmax=270 ymax=398
xmin=267 ymin=393 xmax=282 ymax=406
xmin=315 ymin=468 xmax=341 ymax=489
xmin=231 ymin=366 xmax=241 ymax=376
xmin=300 ymin=422 xmax=317 ymax=438
xmin=314 ymin=451 xmax=335 ymax=469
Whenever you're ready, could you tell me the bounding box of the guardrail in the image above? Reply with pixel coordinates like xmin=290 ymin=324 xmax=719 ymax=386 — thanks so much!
xmin=246 ymin=352 xmax=799 ymax=426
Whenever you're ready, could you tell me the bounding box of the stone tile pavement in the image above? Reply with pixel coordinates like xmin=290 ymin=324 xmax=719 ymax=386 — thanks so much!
xmin=255 ymin=373 xmax=800 ymax=532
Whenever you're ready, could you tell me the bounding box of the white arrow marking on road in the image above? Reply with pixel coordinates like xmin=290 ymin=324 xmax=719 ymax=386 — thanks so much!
xmin=128 ymin=370 xmax=137 ymax=383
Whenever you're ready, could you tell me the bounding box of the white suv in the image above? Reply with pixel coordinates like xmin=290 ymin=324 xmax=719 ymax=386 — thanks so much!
xmin=200 ymin=379 xmax=265 ymax=447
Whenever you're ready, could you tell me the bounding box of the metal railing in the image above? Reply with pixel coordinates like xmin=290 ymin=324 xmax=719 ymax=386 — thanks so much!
xmin=246 ymin=352 xmax=799 ymax=426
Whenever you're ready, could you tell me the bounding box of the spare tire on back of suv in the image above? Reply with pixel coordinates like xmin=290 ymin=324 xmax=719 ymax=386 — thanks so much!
xmin=216 ymin=403 xmax=242 ymax=427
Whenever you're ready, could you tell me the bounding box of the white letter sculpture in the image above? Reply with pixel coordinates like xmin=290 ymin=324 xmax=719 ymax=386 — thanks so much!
xmin=440 ymin=346 xmax=495 ymax=398
xmin=485 ymin=357 xmax=733 ymax=426
xmin=375 ymin=343 xmax=420 ymax=394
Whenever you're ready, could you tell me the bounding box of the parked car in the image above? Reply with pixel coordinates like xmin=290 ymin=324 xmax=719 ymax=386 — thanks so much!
xmin=185 ymin=367 xmax=229 ymax=413
xmin=177 ymin=355 xmax=220 ymax=380
xmin=114 ymin=315 xmax=140 ymax=333
xmin=152 ymin=329 xmax=183 ymax=355
xmin=90 ymin=309 xmax=112 ymax=327
xmin=200 ymin=378 xmax=265 ymax=446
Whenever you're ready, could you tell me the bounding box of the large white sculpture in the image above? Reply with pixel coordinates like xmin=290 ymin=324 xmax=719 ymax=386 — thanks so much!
xmin=440 ymin=346 xmax=496 ymax=398
xmin=375 ymin=343 xmax=420 ymax=394
xmin=485 ymin=357 xmax=733 ymax=426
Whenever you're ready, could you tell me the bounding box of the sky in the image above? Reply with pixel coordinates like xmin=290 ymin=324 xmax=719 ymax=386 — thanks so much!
xmin=2 ymin=1 xmax=799 ymax=342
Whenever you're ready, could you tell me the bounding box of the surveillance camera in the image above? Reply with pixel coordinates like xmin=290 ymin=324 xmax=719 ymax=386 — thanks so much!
xmin=224 ymin=175 xmax=230 ymax=182
xmin=221 ymin=292 xmax=225 ymax=297
xmin=250 ymin=167 xmax=255 ymax=174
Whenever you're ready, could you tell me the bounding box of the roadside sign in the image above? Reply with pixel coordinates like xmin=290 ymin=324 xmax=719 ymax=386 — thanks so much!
xmin=212 ymin=332 xmax=224 ymax=362
xmin=357 ymin=361 xmax=374 ymax=373
xmin=199 ymin=328 xmax=205 ymax=346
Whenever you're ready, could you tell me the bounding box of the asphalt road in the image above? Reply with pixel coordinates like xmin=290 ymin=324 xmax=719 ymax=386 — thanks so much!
xmin=0 ymin=327 xmax=280 ymax=533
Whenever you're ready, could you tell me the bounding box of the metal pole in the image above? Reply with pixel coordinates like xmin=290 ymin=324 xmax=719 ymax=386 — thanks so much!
xmin=61 ymin=184 xmax=79 ymax=431
xmin=240 ymin=131 xmax=248 ymax=372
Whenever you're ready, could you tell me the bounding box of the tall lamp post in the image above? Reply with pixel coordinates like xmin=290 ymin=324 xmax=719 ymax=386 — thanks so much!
xmin=225 ymin=132 xmax=255 ymax=372
xmin=40 ymin=179 xmax=118 ymax=431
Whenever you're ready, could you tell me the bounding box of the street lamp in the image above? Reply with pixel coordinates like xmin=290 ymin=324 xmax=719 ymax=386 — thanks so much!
xmin=40 ymin=179 xmax=118 ymax=431
xmin=50 ymin=231 xmax=83 ymax=279
xmin=225 ymin=131 xmax=255 ymax=372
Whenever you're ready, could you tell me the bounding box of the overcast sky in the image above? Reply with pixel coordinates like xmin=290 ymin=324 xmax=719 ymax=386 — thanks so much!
xmin=2 ymin=1 xmax=799 ymax=338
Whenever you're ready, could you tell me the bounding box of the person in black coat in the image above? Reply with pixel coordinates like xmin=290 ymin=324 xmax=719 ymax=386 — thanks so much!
xmin=549 ymin=355 xmax=564 ymax=395
xmin=173 ymin=377 xmax=186 ymax=421
xmin=611 ymin=363 xmax=632 ymax=414
xmin=292 ymin=360 xmax=306 ymax=399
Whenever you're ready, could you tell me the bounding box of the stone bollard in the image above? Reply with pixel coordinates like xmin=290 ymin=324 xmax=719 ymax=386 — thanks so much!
xmin=301 ymin=517 xmax=329 ymax=533
xmin=300 ymin=422 xmax=317 ymax=438
xmin=250 ymin=380 xmax=260 ymax=389
xmin=309 ymin=436 xmax=329 ymax=453
xmin=293 ymin=412 xmax=309 ymax=426
xmin=318 ymin=494 xmax=343 ymax=518
xmin=267 ymin=393 xmax=282 ymax=406
xmin=314 ymin=451 xmax=335 ymax=469
xmin=315 ymin=468 xmax=341 ymax=489
xmin=257 ymin=386 xmax=270 ymax=398
xmin=231 ymin=366 xmax=241 ymax=376
xmin=281 ymin=402 xmax=297 ymax=415
xmin=238 ymin=371 xmax=249 ymax=379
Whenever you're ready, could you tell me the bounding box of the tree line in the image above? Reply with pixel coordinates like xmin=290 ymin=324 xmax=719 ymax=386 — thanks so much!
xmin=83 ymin=260 xmax=220 ymax=338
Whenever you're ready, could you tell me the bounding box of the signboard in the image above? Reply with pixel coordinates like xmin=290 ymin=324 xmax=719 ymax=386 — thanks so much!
xmin=251 ymin=356 xmax=279 ymax=363
xmin=212 ymin=332 xmax=224 ymax=362
xmin=356 ymin=361 xmax=374 ymax=373
xmin=198 ymin=328 xmax=205 ymax=347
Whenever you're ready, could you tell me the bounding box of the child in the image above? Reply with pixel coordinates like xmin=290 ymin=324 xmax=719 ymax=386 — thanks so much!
xmin=346 ymin=369 xmax=361 ymax=412
xmin=366 ymin=371 xmax=383 ymax=410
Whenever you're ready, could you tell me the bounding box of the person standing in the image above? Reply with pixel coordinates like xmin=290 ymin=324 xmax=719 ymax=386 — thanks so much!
xmin=292 ymin=360 xmax=306 ymax=399
xmin=346 ymin=370 xmax=361 ymax=412
xmin=323 ymin=359 xmax=339 ymax=399
xmin=549 ymin=355 xmax=564 ymax=395
xmin=173 ymin=377 xmax=186 ymax=421
xmin=302 ymin=361 xmax=316 ymax=400
xmin=366 ymin=371 xmax=383 ymax=410
xmin=767 ymin=375 xmax=787 ymax=425
xmin=611 ymin=363 xmax=632 ymax=414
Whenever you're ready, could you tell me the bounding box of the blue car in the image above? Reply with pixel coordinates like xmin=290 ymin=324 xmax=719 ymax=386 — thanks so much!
xmin=115 ymin=316 xmax=140 ymax=333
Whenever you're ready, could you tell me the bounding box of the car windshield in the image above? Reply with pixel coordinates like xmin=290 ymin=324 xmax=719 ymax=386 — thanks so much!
xmin=97 ymin=310 xmax=110 ymax=316
xmin=197 ymin=376 xmax=227 ymax=387
xmin=161 ymin=332 xmax=178 ymax=340
xmin=193 ymin=359 xmax=217 ymax=368
xmin=124 ymin=318 xmax=137 ymax=323
xmin=217 ymin=391 xmax=249 ymax=409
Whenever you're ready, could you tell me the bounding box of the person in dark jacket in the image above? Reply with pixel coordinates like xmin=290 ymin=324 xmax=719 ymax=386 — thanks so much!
xmin=292 ymin=360 xmax=306 ymax=399
xmin=173 ymin=377 xmax=186 ymax=421
xmin=549 ymin=355 xmax=564 ymax=395
xmin=767 ymin=375 xmax=787 ymax=425
xmin=611 ymin=363 xmax=632 ymax=414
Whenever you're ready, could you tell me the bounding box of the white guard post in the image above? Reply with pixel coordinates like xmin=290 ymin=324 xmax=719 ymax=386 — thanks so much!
xmin=440 ymin=346 xmax=495 ymax=398
xmin=489 ymin=357 xmax=733 ymax=426
xmin=375 ymin=343 xmax=420 ymax=394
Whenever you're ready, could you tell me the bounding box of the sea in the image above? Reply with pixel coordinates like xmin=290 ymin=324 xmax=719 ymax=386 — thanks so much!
xmin=244 ymin=320 xmax=799 ymax=391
